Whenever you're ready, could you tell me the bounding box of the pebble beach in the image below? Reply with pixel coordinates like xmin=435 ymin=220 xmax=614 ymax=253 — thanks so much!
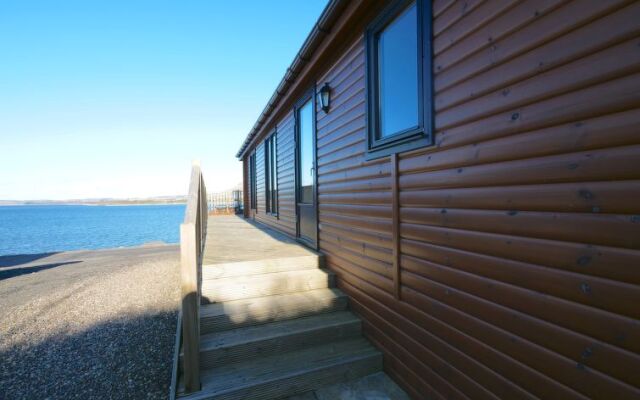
xmin=0 ymin=245 xmax=180 ymax=400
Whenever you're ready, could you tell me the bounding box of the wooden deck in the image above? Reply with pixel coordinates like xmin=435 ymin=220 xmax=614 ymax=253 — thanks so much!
xmin=176 ymin=214 xmax=411 ymax=399
xmin=202 ymin=216 xmax=315 ymax=265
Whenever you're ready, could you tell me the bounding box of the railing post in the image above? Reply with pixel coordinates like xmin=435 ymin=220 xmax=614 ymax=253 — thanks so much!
xmin=180 ymin=222 xmax=200 ymax=392
xmin=177 ymin=161 xmax=208 ymax=396
xmin=202 ymin=181 xmax=208 ymax=238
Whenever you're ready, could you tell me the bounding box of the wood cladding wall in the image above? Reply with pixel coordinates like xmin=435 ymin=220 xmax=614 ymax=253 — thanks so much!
xmin=241 ymin=0 xmax=640 ymax=398
xmin=313 ymin=1 xmax=640 ymax=399
xmin=248 ymin=111 xmax=297 ymax=237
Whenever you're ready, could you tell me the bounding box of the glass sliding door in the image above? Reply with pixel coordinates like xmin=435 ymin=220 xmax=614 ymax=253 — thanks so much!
xmin=295 ymin=93 xmax=317 ymax=247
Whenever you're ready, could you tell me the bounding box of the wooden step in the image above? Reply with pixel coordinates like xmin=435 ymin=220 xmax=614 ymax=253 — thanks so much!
xmin=197 ymin=311 xmax=361 ymax=369
xmin=179 ymin=338 xmax=382 ymax=400
xmin=202 ymin=255 xmax=324 ymax=280
xmin=201 ymin=269 xmax=336 ymax=304
xmin=200 ymin=288 xmax=349 ymax=334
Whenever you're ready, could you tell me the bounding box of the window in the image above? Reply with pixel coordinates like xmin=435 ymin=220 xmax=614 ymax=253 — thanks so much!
xmin=366 ymin=0 xmax=433 ymax=159
xmin=264 ymin=132 xmax=278 ymax=214
xmin=249 ymin=152 xmax=257 ymax=210
xmin=297 ymin=99 xmax=314 ymax=204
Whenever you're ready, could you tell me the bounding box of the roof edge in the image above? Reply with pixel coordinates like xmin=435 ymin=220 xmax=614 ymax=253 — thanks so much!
xmin=235 ymin=0 xmax=349 ymax=159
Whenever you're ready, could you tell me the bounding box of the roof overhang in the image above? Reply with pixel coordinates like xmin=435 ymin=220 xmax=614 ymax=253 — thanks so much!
xmin=235 ymin=0 xmax=370 ymax=160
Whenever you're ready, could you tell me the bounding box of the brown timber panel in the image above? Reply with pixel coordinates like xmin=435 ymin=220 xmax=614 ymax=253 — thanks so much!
xmin=314 ymin=3 xmax=640 ymax=399
xmin=253 ymin=111 xmax=297 ymax=236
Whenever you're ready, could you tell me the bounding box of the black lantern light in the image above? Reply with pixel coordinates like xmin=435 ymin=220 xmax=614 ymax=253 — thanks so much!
xmin=318 ymin=82 xmax=331 ymax=113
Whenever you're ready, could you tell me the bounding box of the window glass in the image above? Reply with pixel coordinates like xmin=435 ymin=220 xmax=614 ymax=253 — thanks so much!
xmin=377 ymin=2 xmax=418 ymax=138
xmin=264 ymin=134 xmax=277 ymax=214
xmin=270 ymin=134 xmax=277 ymax=213
xmin=265 ymin=141 xmax=269 ymax=211
xmin=299 ymin=100 xmax=314 ymax=204
xmin=250 ymin=153 xmax=257 ymax=209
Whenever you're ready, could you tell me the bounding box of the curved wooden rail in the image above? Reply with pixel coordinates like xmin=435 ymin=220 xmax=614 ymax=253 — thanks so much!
xmin=180 ymin=161 xmax=207 ymax=393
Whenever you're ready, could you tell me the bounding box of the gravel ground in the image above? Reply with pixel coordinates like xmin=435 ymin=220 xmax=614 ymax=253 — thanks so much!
xmin=0 ymin=245 xmax=181 ymax=400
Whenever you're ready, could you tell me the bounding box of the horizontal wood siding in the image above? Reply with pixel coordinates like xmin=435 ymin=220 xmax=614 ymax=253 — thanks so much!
xmin=253 ymin=112 xmax=297 ymax=236
xmin=314 ymin=1 xmax=640 ymax=399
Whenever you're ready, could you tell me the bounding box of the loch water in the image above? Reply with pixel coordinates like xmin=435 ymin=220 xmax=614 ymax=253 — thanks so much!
xmin=0 ymin=204 xmax=185 ymax=256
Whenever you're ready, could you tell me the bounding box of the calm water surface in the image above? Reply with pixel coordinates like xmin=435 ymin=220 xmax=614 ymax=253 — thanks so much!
xmin=0 ymin=204 xmax=185 ymax=256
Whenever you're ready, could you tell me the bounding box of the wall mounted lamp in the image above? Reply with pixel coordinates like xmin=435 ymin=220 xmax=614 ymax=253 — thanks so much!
xmin=318 ymin=82 xmax=331 ymax=113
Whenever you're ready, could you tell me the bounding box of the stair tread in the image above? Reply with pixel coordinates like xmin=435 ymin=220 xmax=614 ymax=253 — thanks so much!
xmin=199 ymin=288 xmax=349 ymax=334
xmin=201 ymin=288 xmax=346 ymax=319
xmin=200 ymin=311 xmax=359 ymax=351
xmin=201 ymin=269 xmax=335 ymax=303
xmin=203 ymin=268 xmax=333 ymax=286
xmin=191 ymin=338 xmax=380 ymax=397
xmin=202 ymin=254 xmax=323 ymax=280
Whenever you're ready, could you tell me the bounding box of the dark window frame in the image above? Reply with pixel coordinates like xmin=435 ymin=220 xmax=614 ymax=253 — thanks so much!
xmin=264 ymin=130 xmax=278 ymax=216
xmin=249 ymin=152 xmax=257 ymax=211
xmin=365 ymin=0 xmax=433 ymax=160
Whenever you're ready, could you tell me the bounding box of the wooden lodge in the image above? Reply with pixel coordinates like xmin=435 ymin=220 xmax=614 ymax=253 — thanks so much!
xmin=175 ymin=1 xmax=640 ymax=399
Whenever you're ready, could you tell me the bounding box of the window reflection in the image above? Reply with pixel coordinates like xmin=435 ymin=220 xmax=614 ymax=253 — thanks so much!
xmin=377 ymin=2 xmax=419 ymax=138
xmin=299 ymin=100 xmax=314 ymax=204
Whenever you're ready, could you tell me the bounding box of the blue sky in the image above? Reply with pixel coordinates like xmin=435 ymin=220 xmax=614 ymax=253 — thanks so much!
xmin=0 ymin=1 xmax=327 ymax=200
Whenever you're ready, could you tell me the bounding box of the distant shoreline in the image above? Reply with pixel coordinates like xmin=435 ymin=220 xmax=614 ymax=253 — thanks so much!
xmin=0 ymin=201 xmax=187 ymax=207
xmin=0 ymin=195 xmax=189 ymax=207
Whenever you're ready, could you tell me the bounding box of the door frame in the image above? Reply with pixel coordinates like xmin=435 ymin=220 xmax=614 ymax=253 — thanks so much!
xmin=294 ymin=86 xmax=318 ymax=249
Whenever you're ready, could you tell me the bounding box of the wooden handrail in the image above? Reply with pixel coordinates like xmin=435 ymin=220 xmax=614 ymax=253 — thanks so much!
xmin=180 ymin=161 xmax=207 ymax=393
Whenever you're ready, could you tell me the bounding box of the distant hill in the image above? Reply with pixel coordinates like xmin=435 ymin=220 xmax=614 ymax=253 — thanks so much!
xmin=0 ymin=196 xmax=188 ymax=206
xmin=1 ymin=183 xmax=243 ymax=206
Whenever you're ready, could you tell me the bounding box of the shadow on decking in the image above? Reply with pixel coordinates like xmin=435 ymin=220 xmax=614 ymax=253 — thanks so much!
xmin=202 ymin=286 xmax=342 ymax=335
xmin=178 ymin=279 xmax=343 ymax=395
xmin=200 ymin=216 xmax=328 ymax=312
xmin=241 ymin=217 xmax=301 ymax=244
xmin=203 ymin=215 xmax=315 ymax=265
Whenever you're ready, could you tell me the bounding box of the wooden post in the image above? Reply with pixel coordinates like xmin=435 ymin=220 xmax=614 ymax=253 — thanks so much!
xmin=180 ymin=222 xmax=200 ymax=392
xmin=177 ymin=161 xmax=207 ymax=395
xmin=390 ymin=153 xmax=401 ymax=300
xmin=203 ymin=182 xmax=208 ymax=237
